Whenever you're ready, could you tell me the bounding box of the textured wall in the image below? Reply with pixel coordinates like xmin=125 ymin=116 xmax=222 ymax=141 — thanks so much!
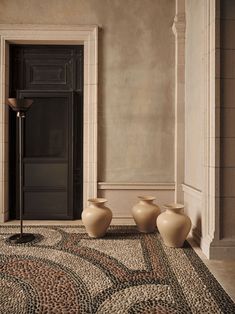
xmin=0 ymin=0 xmax=175 ymax=183
xmin=185 ymin=0 xmax=204 ymax=190
xmin=184 ymin=0 xmax=205 ymax=238
xmin=220 ymin=0 xmax=235 ymax=239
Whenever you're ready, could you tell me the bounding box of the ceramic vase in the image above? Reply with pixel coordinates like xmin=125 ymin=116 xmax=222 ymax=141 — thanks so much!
xmin=132 ymin=196 xmax=161 ymax=233
xmin=157 ymin=203 xmax=191 ymax=248
xmin=82 ymin=198 xmax=112 ymax=238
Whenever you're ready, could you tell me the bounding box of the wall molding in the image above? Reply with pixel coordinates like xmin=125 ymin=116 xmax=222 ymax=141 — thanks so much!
xmin=203 ymin=0 xmax=216 ymax=255
xmin=98 ymin=182 xmax=175 ymax=190
xmin=202 ymin=0 xmax=220 ymax=258
xmin=182 ymin=184 xmax=202 ymax=200
xmin=98 ymin=183 xmax=175 ymax=218
xmin=0 ymin=24 xmax=99 ymax=222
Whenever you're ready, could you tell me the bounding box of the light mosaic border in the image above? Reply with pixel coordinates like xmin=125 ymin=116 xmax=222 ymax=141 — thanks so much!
xmin=0 ymin=24 xmax=99 ymax=222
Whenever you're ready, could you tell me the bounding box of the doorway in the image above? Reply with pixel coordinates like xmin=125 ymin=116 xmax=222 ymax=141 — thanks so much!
xmin=9 ymin=45 xmax=83 ymax=219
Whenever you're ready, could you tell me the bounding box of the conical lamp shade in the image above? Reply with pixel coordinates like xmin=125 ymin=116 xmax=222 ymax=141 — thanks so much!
xmin=8 ymin=98 xmax=33 ymax=112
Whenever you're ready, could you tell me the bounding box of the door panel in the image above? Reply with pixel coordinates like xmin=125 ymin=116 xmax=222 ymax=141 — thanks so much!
xmin=9 ymin=45 xmax=83 ymax=220
xmin=24 ymin=192 xmax=68 ymax=218
xmin=11 ymin=46 xmax=83 ymax=91
xmin=18 ymin=91 xmax=73 ymax=219
xmin=24 ymin=164 xmax=67 ymax=187
xmin=26 ymin=62 xmax=68 ymax=87
xmin=24 ymin=96 xmax=69 ymax=158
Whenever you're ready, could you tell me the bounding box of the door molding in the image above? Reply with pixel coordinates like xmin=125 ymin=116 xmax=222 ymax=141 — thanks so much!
xmin=0 ymin=24 xmax=98 ymax=222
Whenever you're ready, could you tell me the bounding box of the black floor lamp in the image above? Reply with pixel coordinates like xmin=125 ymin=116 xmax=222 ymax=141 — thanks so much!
xmin=7 ymin=98 xmax=36 ymax=244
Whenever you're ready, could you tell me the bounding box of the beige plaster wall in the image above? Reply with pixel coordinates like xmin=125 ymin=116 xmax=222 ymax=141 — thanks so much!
xmin=0 ymin=0 xmax=175 ymax=183
xmin=185 ymin=0 xmax=204 ymax=190
xmin=184 ymin=0 xmax=205 ymax=239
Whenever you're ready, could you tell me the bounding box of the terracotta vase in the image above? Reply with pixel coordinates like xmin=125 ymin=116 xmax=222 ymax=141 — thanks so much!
xmin=81 ymin=198 xmax=112 ymax=238
xmin=157 ymin=203 xmax=191 ymax=248
xmin=132 ymin=196 xmax=161 ymax=233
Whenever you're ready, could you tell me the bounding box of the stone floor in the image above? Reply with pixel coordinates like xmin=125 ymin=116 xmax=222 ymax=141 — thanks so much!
xmin=2 ymin=218 xmax=235 ymax=302
xmin=187 ymin=238 xmax=235 ymax=303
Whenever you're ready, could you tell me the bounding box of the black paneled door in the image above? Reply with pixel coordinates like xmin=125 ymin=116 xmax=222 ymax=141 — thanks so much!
xmin=9 ymin=45 xmax=83 ymax=219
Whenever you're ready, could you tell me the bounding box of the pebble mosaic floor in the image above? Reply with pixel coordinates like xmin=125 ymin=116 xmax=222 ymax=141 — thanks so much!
xmin=0 ymin=225 xmax=234 ymax=314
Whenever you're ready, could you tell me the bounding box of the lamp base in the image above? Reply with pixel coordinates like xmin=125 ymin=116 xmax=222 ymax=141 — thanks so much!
xmin=8 ymin=233 xmax=36 ymax=244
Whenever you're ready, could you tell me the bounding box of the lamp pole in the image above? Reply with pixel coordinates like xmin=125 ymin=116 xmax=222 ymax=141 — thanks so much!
xmin=7 ymin=98 xmax=36 ymax=244
xmin=18 ymin=111 xmax=24 ymax=237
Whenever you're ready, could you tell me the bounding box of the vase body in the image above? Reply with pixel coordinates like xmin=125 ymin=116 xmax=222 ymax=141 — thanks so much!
xmin=82 ymin=198 xmax=112 ymax=238
xmin=132 ymin=196 xmax=161 ymax=233
xmin=157 ymin=203 xmax=191 ymax=248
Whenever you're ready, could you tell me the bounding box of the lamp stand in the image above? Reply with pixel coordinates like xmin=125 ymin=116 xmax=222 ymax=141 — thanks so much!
xmin=8 ymin=99 xmax=35 ymax=244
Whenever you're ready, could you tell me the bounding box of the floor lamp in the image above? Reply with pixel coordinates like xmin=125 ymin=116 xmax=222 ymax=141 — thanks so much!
xmin=7 ymin=98 xmax=36 ymax=244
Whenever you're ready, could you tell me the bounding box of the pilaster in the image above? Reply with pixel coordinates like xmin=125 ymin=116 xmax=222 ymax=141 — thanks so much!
xmin=172 ymin=0 xmax=186 ymax=203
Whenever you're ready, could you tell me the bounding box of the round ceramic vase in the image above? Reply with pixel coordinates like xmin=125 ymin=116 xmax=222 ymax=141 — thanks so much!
xmin=81 ymin=198 xmax=112 ymax=238
xmin=132 ymin=196 xmax=161 ymax=233
xmin=157 ymin=203 xmax=191 ymax=248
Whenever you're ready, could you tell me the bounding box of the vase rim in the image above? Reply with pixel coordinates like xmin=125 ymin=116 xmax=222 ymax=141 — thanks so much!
xmin=163 ymin=203 xmax=184 ymax=210
xmin=88 ymin=198 xmax=107 ymax=204
xmin=138 ymin=195 xmax=156 ymax=201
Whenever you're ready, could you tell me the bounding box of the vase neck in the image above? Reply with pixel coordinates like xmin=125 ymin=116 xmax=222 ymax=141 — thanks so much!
xmin=88 ymin=198 xmax=107 ymax=208
xmin=164 ymin=203 xmax=184 ymax=214
xmin=90 ymin=202 xmax=105 ymax=208
xmin=138 ymin=196 xmax=155 ymax=204
xmin=166 ymin=208 xmax=182 ymax=213
xmin=140 ymin=200 xmax=153 ymax=205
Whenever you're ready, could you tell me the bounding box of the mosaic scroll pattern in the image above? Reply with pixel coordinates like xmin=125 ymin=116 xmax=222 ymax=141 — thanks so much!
xmin=0 ymin=226 xmax=234 ymax=313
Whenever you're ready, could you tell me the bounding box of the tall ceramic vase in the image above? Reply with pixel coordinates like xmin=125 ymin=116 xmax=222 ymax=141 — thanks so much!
xmin=82 ymin=198 xmax=112 ymax=238
xmin=132 ymin=196 xmax=161 ymax=233
xmin=157 ymin=203 xmax=191 ymax=248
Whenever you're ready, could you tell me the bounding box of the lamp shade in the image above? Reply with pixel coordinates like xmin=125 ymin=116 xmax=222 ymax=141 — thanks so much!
xmin=7 ymin=98 xmax=33 ymax=112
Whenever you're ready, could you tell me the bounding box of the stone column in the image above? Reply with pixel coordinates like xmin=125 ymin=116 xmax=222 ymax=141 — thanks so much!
xmin=172 ymin=0 xmax=186 ymax=204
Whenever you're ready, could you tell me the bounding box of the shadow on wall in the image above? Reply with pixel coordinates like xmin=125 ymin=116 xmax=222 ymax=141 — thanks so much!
xmin=97 ymin=27 xmax=106 ymax=182
xmin=192 ymin=215 xmax=202 ymax=246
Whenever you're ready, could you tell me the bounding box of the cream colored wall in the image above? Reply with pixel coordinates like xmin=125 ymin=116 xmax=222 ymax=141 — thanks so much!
xmin=184 ymin=0 xmax=205 ymax=237
xmin=185 ymin=0 xmax=204 ymax=191
xmin=0 ymin=0 xmax=175 ymax=183
xmin=184 ymin=0 xmax=235 ymax=259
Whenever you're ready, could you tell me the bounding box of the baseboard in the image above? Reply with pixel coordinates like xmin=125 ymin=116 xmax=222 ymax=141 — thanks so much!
xmin=210 ymin=240 xmax=235 ymax=259
xmin=210 ymin=247 xmax=235 ymax=259
xmin=111 ymin=216 xmax=135 ymax=225
xmin=190 ymin=227 xmax=235 ymax=260
xmin=0 ymin=210 xmax=9 ymax=223
xmin=200 ymin=236 xmax=212 ymax=259
xmin=112 ymin=216 xmax=134 ymax=221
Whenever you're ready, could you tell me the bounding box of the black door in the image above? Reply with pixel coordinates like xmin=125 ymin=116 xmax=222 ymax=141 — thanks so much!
xmin=9 ymin=45 xmax=83 ymax=219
